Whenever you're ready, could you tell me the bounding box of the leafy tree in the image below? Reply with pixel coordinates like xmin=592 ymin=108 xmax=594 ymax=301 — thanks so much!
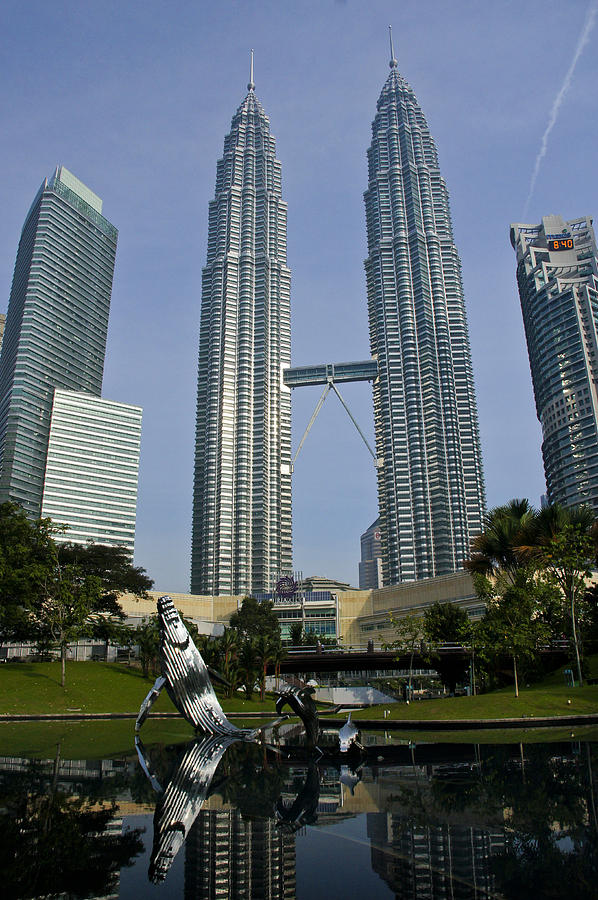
xmin=133 ymin=617 xmax=160 ymax=677
xmin=229 ymin=596 xmax=281 ymax=644
xmin=423 ymin=601 xmax=471 ymax=643
xmin=467 ymin=499 xmax=598 ymax=687
xmin=271 ymin=642 xmax=287 ymax=690
xmin=475 ymin=573 xmax=550 ymax=696
xmin=57 ymin=541 xmax=153 ymax=609
xmin=289 ymin=621 xmax=304 ymax=646
xmin=237 ymin=640 xmax=259 ymax=700
xmin=423 ymin=602 xmax=472 ymax=693
xmin=219 ymin=627 xmax=239 ymax=682
xmin=89 ymin=613 xmax=127 ymax=662
xmin=382 ymin=612 xmax=423 ymax=698
xmin=26 ymin=560 xmax=103 ymax=687
xmin=518 ymin=503 xmax=598 ymax=686
xmin=303 ymin=629 xmax=319 ymax=646
xmin=0 ymin=504 xmax=154 ymax=684
xmin=254 ymin=634 xmax=276 ymax=700
xmin=0 ymin=502 xmax=56 ymax=639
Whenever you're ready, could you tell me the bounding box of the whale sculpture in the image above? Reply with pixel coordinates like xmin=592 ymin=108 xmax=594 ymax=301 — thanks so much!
xmin=136 ymin=595 xmax=260 ymax=738
xmin=275 ymin=686 xmax=320 ymax=749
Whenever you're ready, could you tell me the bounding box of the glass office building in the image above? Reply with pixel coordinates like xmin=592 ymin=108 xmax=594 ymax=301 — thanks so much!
xmin=364 ymin=50 xmax=485 ymax=585
xmin=41 ymin=390 xmax=142 ymax=552
xmin=511 ymin=215 xmax=598 ymax=511
xmin=359 ymin=517 xmax=383 ymax=589
xmin=0 ymin=167 xmax=117 ymax=517
xmin=191 ymin=73 xmax=292 ymax=594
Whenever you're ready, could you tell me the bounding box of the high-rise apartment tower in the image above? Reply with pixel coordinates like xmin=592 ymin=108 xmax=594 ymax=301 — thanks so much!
xmin=511 ymin=215 xmax=598 ymax=511
xmin=191 ymin=64 xmax=292 ymax=595
xmin=0 ymin=166 xmax=117 ymax=518
xmin=364 ymin=38 xmax=485 ymax=584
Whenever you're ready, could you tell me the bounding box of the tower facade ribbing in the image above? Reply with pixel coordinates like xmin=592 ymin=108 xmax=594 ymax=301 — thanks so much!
xmin=364 ymin=50 xmax=485 ymax=584
xmin=0 ymin=167 xmax=117 ymax=518
xmin=191 ymin=75 xmax=292 ymax=595
xmin=511 ymin=215 xmax=598 ymax=511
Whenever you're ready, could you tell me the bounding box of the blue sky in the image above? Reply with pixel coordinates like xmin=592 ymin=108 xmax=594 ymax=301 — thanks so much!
xmin=1 ymin=0 xmax=597 ymax=591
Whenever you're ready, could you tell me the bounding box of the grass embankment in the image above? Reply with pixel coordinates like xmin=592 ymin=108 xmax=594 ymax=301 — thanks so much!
xmin=0 ymin=662 xmax=276 ymax=716
xmin=2 ymin=661 xmax=598 ymax=723
xmin=1 ymin=662 xmax=598 ymax=758
xmin=350 ymin=683 xmax=598 ymax=722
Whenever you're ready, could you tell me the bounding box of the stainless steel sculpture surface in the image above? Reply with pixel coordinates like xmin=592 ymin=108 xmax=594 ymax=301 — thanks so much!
xmin=275 ymin=761 xmax=320 ymax=832
xmin=135 ymin=595 xmax=258 ymax=738
xmin=338 ymin=712 xmax=361 ymax=753
xmin=136 ymin=733 xmax=239 ymax=882
xmin=275 ymin=686 xmax=320 ymax=748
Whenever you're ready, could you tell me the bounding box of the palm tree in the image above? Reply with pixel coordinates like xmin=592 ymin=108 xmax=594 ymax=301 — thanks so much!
xmin=465 ymin=499 xmax=539 ymax=696
xmin=518 ymin=502 xmax=598 ymax=687
xmin=220 ymin=627 xmax=239 ymax=683
xmin=237 ymin=640 xmax=259 ymax=701
xmin=254 ymin=634 xmax=276 ymax=701
xmin=271 ymin=643 xmax=287 ymax=691
xmin=465 ymin=498 xmax=536 ymax=581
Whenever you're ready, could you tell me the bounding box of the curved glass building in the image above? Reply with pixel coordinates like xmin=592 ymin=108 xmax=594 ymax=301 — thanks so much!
xmin=364 ymin=48 xmax=485 ymax=584
xmin=511 ymin=215 xmax=598 ymax=511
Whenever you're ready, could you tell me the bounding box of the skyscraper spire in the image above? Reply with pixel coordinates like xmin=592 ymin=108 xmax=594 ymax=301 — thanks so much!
xmin=388 ymin=25 xmax=397 ymax=68
xmin=192 ymin=78 xmax=292 ymax=595
xmin=364 ymin=58 xmax=485 ymax=584
xmin=248 ymin=48 xmax=255 ymax=91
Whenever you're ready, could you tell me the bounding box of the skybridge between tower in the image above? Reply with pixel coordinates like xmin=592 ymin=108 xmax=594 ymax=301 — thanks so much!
xmin=283 ymin=359 xmax=380 ymax=471
xmin=283 ymin=359 xmax=378 ymax=388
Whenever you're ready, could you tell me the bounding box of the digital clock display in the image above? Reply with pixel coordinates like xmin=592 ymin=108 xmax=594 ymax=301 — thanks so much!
xmin=548 ymin=238 xmax=574 ymax=251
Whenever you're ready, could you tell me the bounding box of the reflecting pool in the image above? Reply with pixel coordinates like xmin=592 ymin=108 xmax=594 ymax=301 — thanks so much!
xmin=1 ymin=725 xmax=597 ymax=898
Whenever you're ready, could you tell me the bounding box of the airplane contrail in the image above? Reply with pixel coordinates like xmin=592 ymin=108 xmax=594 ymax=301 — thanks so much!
xmin=523 ymin=2 xmax=598 ymax=218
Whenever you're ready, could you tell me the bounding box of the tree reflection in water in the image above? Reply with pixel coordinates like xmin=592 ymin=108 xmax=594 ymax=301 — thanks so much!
xmin=482 ymin=743 xmax=598 ymax=899
xmin=369 ymin=741 xmax=598 ymax=899
xmin=0 ymin=745 xmax=144 ymax=900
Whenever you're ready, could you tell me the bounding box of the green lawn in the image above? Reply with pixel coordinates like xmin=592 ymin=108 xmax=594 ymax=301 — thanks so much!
xmin=2 ymin=661 xmax=598 ymax=729
xmin=350 ymin=682 xmax=598 ymax=722
xmin=1 ymin=661 xmax=598 ymax=758
xmin=0 ymin=662 xmax=278 ymax=716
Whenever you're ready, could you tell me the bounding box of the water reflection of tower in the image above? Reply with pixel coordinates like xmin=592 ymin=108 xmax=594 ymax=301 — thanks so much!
xmin=184 ymin=809 xmax=296 ymax=899
xmin=367 ymin=813 xmax=504 ymax=899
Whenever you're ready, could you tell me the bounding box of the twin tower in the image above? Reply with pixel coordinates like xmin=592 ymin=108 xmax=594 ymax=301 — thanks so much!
xmin=191 ymin=49 xmax=486 ymax=595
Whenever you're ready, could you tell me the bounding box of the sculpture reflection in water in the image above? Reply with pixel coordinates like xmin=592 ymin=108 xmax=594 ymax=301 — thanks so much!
xmin=136 ymin=734 xmax=325 ymax=883
xmin=136 ymin=726 xmax=598 ymax=897
xmin=135 ymin=595 xmax=333 ymax=882
xmin=137 ymin=734 xmax=239 ymax=882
